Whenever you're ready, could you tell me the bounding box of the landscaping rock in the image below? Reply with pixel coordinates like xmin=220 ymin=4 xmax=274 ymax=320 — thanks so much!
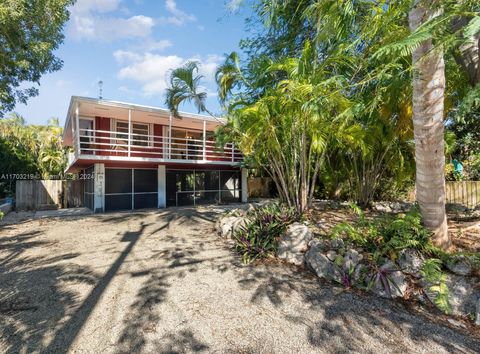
xmin=353 ymin=264 xmax=365 ymax=283
xmin=446 ymin=275 xmax=479 ymax=317
xmin=277 ymin=223 xmax=313 ymax=266
xmin=476 ymin=298 xmax=480 ymax=326
xmin=423 ymin=274 xmax=479 ymax=317
xmin=343 ymin=249 xmax=363 ymax=271
xmin=397 ymin=248 xmax=424 ymax=276
xmin=372 ymin=201 xmax=413 ymax=213
xmin=331 ymin=238 xmax=344 ymax=249
xmin=326 ymin=250 xmax=337 ymax=261
xmin=446 ymin=256 xmax=472 ymax=276
xmin=373 ymin=202 xmax=392 ymax=213
xmin=217 ymin=216 xmax=245 ymax=238
xmin=305 ymin=246 xmax=341 ymax=283
xmin=372 ymin=261 xmax=407 ymax=298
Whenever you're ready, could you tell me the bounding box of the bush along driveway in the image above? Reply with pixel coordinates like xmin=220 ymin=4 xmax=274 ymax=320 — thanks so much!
xmin=0 ymin=205 xmax=479 ymax=353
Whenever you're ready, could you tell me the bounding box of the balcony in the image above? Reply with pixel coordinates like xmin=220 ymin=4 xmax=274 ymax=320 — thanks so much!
xmin=70 ymin=128 xmax=243 ymax=165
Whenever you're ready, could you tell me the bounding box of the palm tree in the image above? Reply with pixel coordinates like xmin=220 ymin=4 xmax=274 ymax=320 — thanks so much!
xmin=409 ymin=2 xmax=451 ymax=249
xmin=165 ymin=61 xmax=223 ymax=123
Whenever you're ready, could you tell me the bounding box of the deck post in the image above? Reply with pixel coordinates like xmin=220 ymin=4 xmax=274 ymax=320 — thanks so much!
xmin=158 ymin=165 xmax=166 ymax=208
xmin=128 ymin=109 xmax=131 ymax=157
xmin=232 ymin=143 xmax=235 ymax=162
xmin=203 ymin=120 xmax=206 ymax=160
xmin=168 ymin=114 xmax=172 ymax=159
xmin=94 ymin=163 xmax=105 ymax=213
xmin=241 ymin=168 xmax=248 ymax=203
xmin=75 ymin=104 xmax=80 ymax=156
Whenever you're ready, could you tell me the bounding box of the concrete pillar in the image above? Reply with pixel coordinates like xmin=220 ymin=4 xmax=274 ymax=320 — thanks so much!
xmin=158 ymin=165 xmax=166 ymax=208
xmin=241 ymin=168 xmax=248 ymax=203
xmin=94 ymin=163 xmax=105 ymax=213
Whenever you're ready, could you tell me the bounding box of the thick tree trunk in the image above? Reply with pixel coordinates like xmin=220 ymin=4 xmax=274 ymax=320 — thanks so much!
xmin=409 ymin=2 xmax=451 ymax=249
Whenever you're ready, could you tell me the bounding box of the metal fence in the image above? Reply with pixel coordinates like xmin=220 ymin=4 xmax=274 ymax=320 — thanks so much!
xmin=445 ymin=181 xmax=480 ymax=209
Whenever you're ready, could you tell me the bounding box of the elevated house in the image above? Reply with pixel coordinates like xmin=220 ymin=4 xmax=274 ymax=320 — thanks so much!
xmin=63 ymin=96 xmax=246 ymax=212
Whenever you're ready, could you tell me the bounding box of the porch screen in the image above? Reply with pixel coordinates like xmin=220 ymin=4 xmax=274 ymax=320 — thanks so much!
xmin=166 ymin=169 xmax=241 ymax=207
xmin=105 ymin=169 xmax=132 ymax=211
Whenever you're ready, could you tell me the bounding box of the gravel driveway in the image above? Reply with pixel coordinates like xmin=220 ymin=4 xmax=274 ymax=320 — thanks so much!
xmin=0 ymin=206 xmax=479 ymax=353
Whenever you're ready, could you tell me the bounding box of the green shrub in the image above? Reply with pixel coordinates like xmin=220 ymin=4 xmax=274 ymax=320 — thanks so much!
xmin=233 ymin=202 xmax=297 ymax=264
xmin=420 ymin=259 xmax=451 ymax=314
xmin=331 ymin=204 xmax=437 ymax=261
xmin=0 ymin=210 xmax=3 ymax=220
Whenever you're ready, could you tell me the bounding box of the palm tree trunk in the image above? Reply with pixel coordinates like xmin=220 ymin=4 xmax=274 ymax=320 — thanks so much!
xmin=409 ymin=1 xmax=451 ymax=249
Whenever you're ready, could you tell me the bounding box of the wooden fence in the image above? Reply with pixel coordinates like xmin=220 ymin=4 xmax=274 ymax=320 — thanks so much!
xmin=15 ymin=180 xmax=84 ymax=210
xmin=248 ymin=177 xmax=274 ymax=198
xmin=445 ymin=181 xmax=480 ymax=209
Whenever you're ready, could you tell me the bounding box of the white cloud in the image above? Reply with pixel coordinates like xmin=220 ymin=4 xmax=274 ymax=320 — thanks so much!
xmin=161 ymin=0 xmax=196 ymax=26
xmin=69 ymin=0 xmax=155 ymax=41
xmin=226 ymin=0 xmax=243 ymax=13
xmin=113 ymin=50 xmax=143 ymax=64
xmin=115 ymin=51 xmax=223 ymax=96
xmin=139 ymin=39 xmax=172 ymax=52
xmin=72 ymin=0 xmax=121 ymax=15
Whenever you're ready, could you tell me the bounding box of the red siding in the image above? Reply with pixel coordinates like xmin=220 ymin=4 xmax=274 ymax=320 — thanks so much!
xmin=94 ymin=117 xmax=111 ymax=156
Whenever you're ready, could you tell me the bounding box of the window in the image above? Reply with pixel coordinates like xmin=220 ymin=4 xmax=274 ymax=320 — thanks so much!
xmin=132 ymin=123 xmax=149 ymax=146
xmin=116 ymin=121 xmax=129 ymax=141
xmin=115 ymin=121 xmax=150 ymax=147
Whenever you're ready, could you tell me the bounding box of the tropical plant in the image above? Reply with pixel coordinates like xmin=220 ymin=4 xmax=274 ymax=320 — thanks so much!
xmin=0 ymin=113 xmax=66 ymax=196
xmin=165 ymin=61 xmax=224 ymax=124
xmin=330 ymin=205 xmax=437 ymax=261
xmin=231 ymin=0 xmax=480 ymax=248
xmin=219 ymin=42 xmax=362 ymax=214
xmin=232 ymin=202 xmax=297 ymax=264
xmin=420 ymin=258 xmax=451 ymax=314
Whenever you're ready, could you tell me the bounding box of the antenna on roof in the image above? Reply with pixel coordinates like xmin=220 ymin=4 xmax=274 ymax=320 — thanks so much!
xmin=98 ymin=80 xmax=103 ymax=99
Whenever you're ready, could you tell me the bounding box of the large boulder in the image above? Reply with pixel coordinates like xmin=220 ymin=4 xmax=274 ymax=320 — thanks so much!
xmin=217 ymin=215 xmax=246 ymax=239
xmin=423 ymin=274 xmax=479 ymax=317
xmin=277 ymin=223 xmax=313 ymax=266
xmin=305 ymin=240 xmax=342 ymax=283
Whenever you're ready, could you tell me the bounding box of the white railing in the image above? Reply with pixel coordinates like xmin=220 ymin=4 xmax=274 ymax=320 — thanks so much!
xmin=72 ymin=128 xmax=243 ymax=163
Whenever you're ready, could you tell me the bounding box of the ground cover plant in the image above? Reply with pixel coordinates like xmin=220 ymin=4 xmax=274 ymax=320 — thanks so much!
xmin=328 ymin=204 xmax=480 ymax=313
xmin=232 ymin=202 xmax=297 ymax=264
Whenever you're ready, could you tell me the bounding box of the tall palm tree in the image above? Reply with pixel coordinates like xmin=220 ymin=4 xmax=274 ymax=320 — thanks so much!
xmin=409 ymin=1 xmax=451 ymax=249
xmin=165 ymin=61 xmax=223 ymax=123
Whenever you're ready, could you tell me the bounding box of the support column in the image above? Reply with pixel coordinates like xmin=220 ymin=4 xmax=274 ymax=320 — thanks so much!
xmin=75 ymin=104 xmax=80 ymax=156
xmin=241 ymin=168 xmax=248 ymax=203
xmin=168 ymin=114 xmax=172 ymax=159
xmin=94 ymin=163 xmax=105 ymax=213
xmin=158 ymin=165 xmax=166 ymax=208
xmin=128 ymin=109 xmax=131 ymax=157
xmin=202 ymin=120 xmax=206 ymax=161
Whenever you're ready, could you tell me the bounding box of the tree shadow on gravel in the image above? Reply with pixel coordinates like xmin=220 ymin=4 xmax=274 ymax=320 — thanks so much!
xmin=233 ymin=264 xmax=480 ymax=353
xmin=0 ymin=230 xmax=100 ymax=354
xmin=42 ymin=222 xmax=151 ymax=353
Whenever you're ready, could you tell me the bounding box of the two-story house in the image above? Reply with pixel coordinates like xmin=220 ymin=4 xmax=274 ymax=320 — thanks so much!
xmin=63 ymin=96 xmax=246 ymax=212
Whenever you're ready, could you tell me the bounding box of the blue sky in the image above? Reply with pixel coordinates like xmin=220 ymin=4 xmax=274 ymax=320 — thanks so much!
xmin=13 ymin=0 xmax=252 ymax=125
